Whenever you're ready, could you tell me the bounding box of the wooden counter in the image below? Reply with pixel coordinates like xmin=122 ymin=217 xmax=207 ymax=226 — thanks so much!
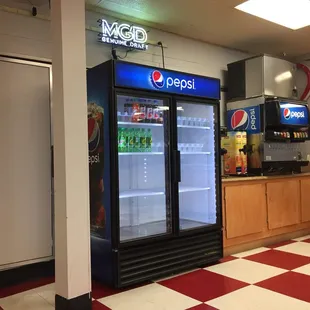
xmin=222 ymin=173 xmax=310 ymax=256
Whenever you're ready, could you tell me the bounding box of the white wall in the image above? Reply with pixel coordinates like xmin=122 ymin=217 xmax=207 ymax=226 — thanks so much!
xmin=0 ymin=6 xmax=249 ymax=124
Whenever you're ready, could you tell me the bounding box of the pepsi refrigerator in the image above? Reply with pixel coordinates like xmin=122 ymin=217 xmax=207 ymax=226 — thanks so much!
xmin=227 ymin=96 xmax=310 ymax=175
xmin=87 ymin=60 xmax=222 ymax=288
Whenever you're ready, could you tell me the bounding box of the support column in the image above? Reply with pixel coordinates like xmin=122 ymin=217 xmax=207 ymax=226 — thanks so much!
xmin=51 ymin=0 xmax=92 ymax=309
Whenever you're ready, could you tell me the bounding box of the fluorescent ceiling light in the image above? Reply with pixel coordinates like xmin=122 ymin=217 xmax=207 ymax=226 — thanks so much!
xmin=236 ymin=0 xmax=310 ymax=30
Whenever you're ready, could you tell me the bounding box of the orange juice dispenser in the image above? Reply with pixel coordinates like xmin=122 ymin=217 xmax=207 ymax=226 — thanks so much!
xmin=221 ymin=131 xmax=247 ymax=175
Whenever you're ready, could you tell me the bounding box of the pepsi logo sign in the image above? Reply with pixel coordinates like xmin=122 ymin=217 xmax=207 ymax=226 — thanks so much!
xmin=231 ymin=108 xmax=257 ymax=131
xmin=150 ymin=70 xmax=196 ymax=91
xmin=283 ymin=108 xmax=291 ymax=120
xmin=151 ymin=70 xmax=165 ymax=89
xmin=283 ymin=108 xmax=305 ymax=119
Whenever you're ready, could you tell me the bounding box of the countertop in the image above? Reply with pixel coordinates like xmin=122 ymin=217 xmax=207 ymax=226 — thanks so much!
xmin=222 ymin=172 xmax=310 ymax=183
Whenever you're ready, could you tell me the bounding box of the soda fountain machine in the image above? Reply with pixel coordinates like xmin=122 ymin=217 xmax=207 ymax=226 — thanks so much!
xmin=226 ymin=55 xmax=310 ymax=175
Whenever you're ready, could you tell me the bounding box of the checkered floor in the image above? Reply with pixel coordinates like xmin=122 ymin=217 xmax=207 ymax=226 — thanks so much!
xmin=2 ymin=235 xmax=310 ymax=309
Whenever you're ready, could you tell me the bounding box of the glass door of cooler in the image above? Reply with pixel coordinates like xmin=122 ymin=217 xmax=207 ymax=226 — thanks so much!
xmin=176 ymin=101 xmax=218 ymax=231
xmin=116 ymin=94 xmax=172 ymax=242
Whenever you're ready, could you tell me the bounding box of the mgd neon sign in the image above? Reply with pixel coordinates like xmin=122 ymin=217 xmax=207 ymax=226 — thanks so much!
xmin=98 ymin=19 xmax=148 ymax=51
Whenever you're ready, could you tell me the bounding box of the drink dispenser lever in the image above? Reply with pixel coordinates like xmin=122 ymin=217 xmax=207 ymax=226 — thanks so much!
xmin=239 ymin=144 xmax=253 ymax=155
xmin=220 ymin=148 xmax=227 ymax=156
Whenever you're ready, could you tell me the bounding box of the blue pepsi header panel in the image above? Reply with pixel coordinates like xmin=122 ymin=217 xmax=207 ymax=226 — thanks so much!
xmin=280 ymin=103 xmax=309 ymax=127
xmin=227 ymin=105 xmax=260 ymax=133
xmin=114 ymin=61 xmax=220 ymax=100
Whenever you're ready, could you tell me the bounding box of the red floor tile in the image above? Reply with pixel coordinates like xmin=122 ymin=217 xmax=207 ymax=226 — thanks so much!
xmin=92 ymin=281 xmax=123 ymax=299
xmin=256 ymin=271 xmax=310 ymax=303
xmin=244 ymin=249 xmax=310 ymax=270
xmin=266 ymin=240 xmax=297 ymax=249
xmin=92 ymin=300 xmax=111 ymax=309
xmin=159 ymin=269 xmax=248 ymax=302
xmin=219 ymin=256 xmax=238 ymax=263
xmin=0 ymin=277 xmax=54 ymax=298
xmin=186 ymin=304 xmax=218 ymax=309
xmin=301 ymin=238 xmax=310 ymax=243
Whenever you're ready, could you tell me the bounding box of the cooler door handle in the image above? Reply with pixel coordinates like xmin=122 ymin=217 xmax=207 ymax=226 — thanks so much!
xmin=173 ymin=150 xmax=181 ymax=183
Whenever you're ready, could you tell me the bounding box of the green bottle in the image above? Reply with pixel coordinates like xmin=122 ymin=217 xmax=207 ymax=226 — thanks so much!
xmin=146 ymin=129 xmax=152 ymax=152
xmin=118 ymin=127 xmax=126 ymax=153
xmin=124 ymin=128 xmax=129 ymax=152
xmin=140 ymin=129 xmax=146 ymax=152
xmin=117 ymin=127 xmax=122 ymax=152
xmin=135 ymin=128 xmax=140 ymax=152
xmin=128 ymin=128 xmax=135 ymax=152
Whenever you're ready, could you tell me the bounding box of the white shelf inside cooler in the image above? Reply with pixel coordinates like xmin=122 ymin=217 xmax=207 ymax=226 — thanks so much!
xmin=119 ymin=186 xmax=210 ymax=199
xmin=120 ymin=188 xmax=165 ymax=199
xmin=179 ymin=186 xmax=211 ymax=193
xmin=118 ymin=121 xmax=163 ymax=127
xmin=181 ymin=152 xmax=211 ymax=155
xmin=178 ymin=125 xmax=211 ymax=130
xmin=119 ymin=152 xmax=164 ymax=156
xmin=119 ymin=152 xmax=211 ymax=156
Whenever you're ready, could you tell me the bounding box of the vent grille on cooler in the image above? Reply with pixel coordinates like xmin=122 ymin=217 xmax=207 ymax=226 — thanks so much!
xmin=117 ymin=230 xmax=222 ymax=287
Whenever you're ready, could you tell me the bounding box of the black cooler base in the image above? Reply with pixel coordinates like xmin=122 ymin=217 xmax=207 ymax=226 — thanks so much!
xmin=115 ymin=229 xmax=223 ymax=288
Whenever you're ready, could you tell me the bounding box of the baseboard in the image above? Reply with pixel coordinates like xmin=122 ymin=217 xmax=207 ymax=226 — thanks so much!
xmin=0 ymin=259 xmax=54 ymax=289
xmin=224 ymin=229 xmax=310 ymax=256
xmin=55 ymin=293 xmax=92 ymax=310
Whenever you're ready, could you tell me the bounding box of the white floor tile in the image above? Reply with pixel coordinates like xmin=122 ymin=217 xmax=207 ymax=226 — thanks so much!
xmin=292 ymin=235 xmax=310 ymax=241
xmin=98 ymin=283 xmax=200 ymax=310
xmin=233 ymin=247 xmax=270 ymax=258
xmin=0 ymin=290 xmax=54 ymax=310
xmin=205 ymin=259 xmax=287 ymax=284
xmin=154 ymin=268 xmax=200 ymax=282
xmin=33 ymin=284 xmax=55 ymax=306
xmin=292 ymin=263 xmax=310 ymax=276
xmin=207 ymin=285 xmax=310 ymax=310
xmin=277 ymin=242 xmax=310 ymax=257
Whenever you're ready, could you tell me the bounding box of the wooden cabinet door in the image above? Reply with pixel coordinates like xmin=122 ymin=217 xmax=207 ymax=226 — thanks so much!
xmin=301 ymin=179 xmax=310 ymax=222
xmin=225 ymin=184 xmax=266 ymax=239
xmin=267 ymin=180 xmax=300 ymax=229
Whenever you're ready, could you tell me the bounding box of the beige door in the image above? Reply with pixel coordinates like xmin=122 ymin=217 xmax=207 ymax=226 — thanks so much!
xmin=0 ymin=58 xmax=52 ymax=268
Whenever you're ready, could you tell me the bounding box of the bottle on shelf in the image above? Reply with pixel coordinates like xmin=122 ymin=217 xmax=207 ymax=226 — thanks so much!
xmin=153 ymin=107 xmax=159 ymax=123
xmin=132 ymin=103 xmax=140 ymax=123
xmin=146 ymin=129 xmax=152 ymax=152
xmin=140 ymin=128 xmax=147 ymax=152
xmin=128 ymin=128 xmax=135 ymax=152
xmin=118 ymin=127 xmax=126 ymax=152
xmin=134 ymin=128 xmax=140 ymax=152
xmin=139 ymin=104 xmax=146 ymax=123
xmin=158 ymin=111 xmax=163 ymax=124
xmin=117 ymin=127 xmax=120 ymax=151
xmin=146 ymin=105 xmax=153 ymax=123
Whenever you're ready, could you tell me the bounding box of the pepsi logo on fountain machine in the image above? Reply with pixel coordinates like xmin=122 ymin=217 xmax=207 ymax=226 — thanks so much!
xmin=227 ymin=106 xmax=260 ymax=133
xmin=280 ymin=103 xmax=309 ymax=126
xmin=283 ymin=108 xmax=305 ymax=120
